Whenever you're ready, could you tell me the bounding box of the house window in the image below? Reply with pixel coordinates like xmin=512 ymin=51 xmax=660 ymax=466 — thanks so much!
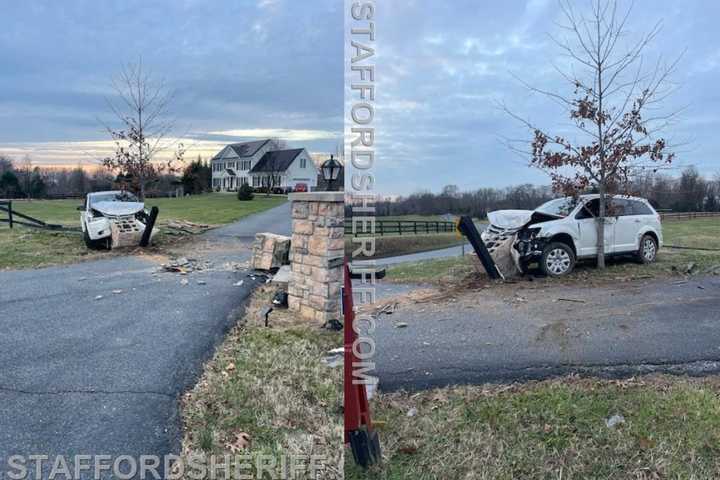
xmin=252 ymin=176 xmax=260 ymax=187
xmin=300 ymin=158 xmax=307 ymax=168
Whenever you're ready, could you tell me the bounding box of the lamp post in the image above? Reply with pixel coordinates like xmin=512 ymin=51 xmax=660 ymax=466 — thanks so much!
xmin=320 ymin=155 xmax=342 ymax=192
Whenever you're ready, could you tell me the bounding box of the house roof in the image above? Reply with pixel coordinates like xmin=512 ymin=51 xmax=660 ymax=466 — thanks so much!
xmin=250 ymin=149 xmax=304 ymax=173
xmin=213 ymin=139 xmax=270 ymax=160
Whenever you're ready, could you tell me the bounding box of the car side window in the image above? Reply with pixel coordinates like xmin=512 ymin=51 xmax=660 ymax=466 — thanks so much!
xmin=609 ymin=199 xmax=630 ymax=216
xmin=576 ymin=199 xmax=599 ymax=219
xmin=631 ymin=200 xmax=653 ymax=215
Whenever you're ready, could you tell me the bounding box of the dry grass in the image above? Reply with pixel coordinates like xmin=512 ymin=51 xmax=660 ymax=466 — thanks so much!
xmin=180 ymin=285 xmax=343 ymax=479
xmin=346 ymin=233 xmax=465 ymax=260
xmin=346 ymin=375 xmax=720 ymax=479
xmin=386 ymin=218 xmax=720 ymax=285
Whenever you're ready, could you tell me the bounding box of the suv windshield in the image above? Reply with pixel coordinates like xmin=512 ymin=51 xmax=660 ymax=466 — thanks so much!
xmin=535 ymin=197 xmax=577 ymax=218
xmin=90 ymin=192 xmax=139 ymax=205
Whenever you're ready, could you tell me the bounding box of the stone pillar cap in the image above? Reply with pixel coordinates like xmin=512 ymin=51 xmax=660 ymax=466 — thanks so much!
xmin=288 ymin=192 xmax=344 ymax=202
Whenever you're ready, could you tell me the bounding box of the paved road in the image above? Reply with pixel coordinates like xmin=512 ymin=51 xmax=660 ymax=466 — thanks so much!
xmin=0 ymin=202 xmax=290 ymax=478
xmin=371 ymin=275 xmax=720 ymax=392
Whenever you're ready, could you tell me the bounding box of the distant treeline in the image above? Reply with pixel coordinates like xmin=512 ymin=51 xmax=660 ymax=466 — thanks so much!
xmin=0 ymin=155 xmax=212 ymax=199
xmin=374 ymin=167 xmax=720 ymax=218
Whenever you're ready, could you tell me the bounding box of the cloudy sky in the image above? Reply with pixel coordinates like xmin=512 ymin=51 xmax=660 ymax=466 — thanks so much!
xmin=0 ymin=0 xmax=342 ymax=167
xmin=369 ymin=0 xmax=720 ymax=196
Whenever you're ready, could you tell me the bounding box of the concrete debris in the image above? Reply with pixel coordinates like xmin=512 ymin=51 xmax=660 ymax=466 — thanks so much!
xmin=164 ymin=220 xmax=211 ymax=235
xmin=321 ymin=349 xmax=344 ymax=368
xmin=271 ymin=265 xmax=291 ymax=284
xmin=605 ymin=414 xmax=625 ymax=428
xmin=111 ymin=220 xmax=143 ymax=248
xmin=251 ymin=232 xmax=291 ymax=271
xmin=159 ymin=257 xmax=213 ymax=274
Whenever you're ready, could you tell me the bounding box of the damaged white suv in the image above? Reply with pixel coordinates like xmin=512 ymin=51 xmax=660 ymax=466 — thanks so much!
xmin=79 ymin=191 xmax=153 ymax=249
xmin=483 ymin=195 xmax=663 ymax=277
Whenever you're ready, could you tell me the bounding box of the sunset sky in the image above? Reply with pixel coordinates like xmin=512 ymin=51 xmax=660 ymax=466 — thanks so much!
xmin=0 ymin=0 xmax=343 ymax=167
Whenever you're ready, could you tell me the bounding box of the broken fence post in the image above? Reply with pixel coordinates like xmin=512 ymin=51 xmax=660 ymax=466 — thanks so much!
xmin=457 ymin=215 xmax=503 ymax=280
xmin=139 ymin=206 xmax=159 ymax=247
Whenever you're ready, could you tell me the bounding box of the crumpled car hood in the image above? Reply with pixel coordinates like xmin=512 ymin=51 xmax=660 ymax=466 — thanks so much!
xmin=487 ymin=209 xmax=565 ymax=230
xmin=487 ymin=210 xmax=535 ymax=229
xmin=92 ymin=201 xmax=145 ymax=216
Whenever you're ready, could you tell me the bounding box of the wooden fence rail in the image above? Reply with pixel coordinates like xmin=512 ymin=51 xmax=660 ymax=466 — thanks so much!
xmin=660 ymin=212 xmax=720 ymax=221
xmin=346 ymin=219 xmax=456 ymax=237
xmin=0 ymin=200 xmax=80 ymax=232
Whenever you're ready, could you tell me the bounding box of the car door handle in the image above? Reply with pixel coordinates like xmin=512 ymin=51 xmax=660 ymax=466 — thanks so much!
xmin=634 ymin=219 xmax=641 ymax=223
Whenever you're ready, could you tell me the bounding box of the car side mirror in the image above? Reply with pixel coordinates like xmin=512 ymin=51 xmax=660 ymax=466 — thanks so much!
xmin=77 ymin=205 xmax=84 ymax=211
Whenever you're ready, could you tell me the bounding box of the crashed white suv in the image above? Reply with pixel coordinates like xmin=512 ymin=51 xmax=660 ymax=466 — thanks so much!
xmin=483 ymin=195 xmax=663 ymax=277
xmin=79 ymin=191 xmax=153 ymax=249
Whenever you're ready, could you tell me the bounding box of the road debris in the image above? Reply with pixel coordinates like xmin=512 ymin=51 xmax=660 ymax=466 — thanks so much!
xmin=159 ymin=257 xmax=213 ymax=274
xmin=234 ymin=280 xmax=245 ymax=287
xmin=180 ymin=279 xmax=189 ymax=286
xmin=395 ymin=322 xmax=409 ymax=329
xmin=112 ymin=289 xmax=123 ymax=295
xmin=605 ymin=414 xmax=626 ymax=428
xmin=94 ymin=295 xmax=103 ymax=300
xmin=196 ymin=280 xmax=206 ymax=285
xmin=322 ymin=347 xmax=344 ymax=368
xmin=163 ymin=220 xmax=211 ymax=235
xmin=557 ymin=298 xmax=586 ymax=303
xmin=251 ymin=232 xmax=290 ymax=271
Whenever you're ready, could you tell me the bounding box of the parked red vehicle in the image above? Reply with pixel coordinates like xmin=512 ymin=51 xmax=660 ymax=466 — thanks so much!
xmin=294 ymin=183 xmax=308 ymax=192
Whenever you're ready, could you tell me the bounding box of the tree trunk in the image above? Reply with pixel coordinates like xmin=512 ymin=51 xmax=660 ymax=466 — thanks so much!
xmin=596 ymin=185 xmax=606 ymax=269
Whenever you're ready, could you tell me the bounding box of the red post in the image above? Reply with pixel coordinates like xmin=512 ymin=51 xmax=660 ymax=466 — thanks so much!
xmin=344 ymin=261 xmax=381 ymax=467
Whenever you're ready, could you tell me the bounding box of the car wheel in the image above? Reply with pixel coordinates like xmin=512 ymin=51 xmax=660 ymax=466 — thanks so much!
xmin=541 ymin=242 xmax=576 ymax=277
xmin=83 ymin=228 xmax=101 ymax=249
xmin=637 ymin=234 xmax=658 ymax=264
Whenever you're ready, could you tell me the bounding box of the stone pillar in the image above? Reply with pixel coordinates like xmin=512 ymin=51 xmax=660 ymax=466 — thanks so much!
xmin=288 ymin=192 xmax=344 ymax=323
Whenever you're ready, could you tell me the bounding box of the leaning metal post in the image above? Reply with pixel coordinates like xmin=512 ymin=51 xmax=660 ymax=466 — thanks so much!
xmin=456 ymin=215 xmax=503 ymax=280
xmin=343 ymin=261 xmax=381 ymax=468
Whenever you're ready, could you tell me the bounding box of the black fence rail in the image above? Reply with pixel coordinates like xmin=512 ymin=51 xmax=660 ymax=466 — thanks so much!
xmin=346 ymin=219 xmax=456 ymax=237
xmin=0 ymin=200 xmax=80 ymax=232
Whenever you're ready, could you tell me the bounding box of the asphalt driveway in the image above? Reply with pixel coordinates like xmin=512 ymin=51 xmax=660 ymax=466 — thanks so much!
xmin=0 ymin=202 xmax=290 ymax=478
xmin=371 ymin=275 xmax=720 ymax=392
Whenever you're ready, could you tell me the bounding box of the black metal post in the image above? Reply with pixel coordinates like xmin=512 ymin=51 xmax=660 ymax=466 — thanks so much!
xmin=456 ymin=215 xmax=502 ymax=280
xmin=139 ymin=206 xmax=159 ymax=247
xmin=8 ymin=201 xmax=13 ymax=229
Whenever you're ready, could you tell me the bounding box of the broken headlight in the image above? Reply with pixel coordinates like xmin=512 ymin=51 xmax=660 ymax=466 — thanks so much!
xmin=515 ymin=227 xmax=543 ymax=257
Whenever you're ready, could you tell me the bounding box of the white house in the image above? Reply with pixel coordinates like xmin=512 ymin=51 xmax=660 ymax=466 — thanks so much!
xmin=210 ymin=139 xmax=318 ymax=192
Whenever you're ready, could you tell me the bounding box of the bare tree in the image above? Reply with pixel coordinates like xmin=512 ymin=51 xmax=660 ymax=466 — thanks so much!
xmin=101 ymin=59 xmax=185 ymax=200
xmin=262 ymin=138 xmax=288 ymax=196
xmin=503 ymin=0 xmax=682 ymax=268
xmin=20 ymin=155 xmax=33 ymax=200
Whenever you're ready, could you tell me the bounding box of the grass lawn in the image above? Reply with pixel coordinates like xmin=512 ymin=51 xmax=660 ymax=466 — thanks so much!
xmin=0 ymin=229 xmax=104 ymax=269
xmin=346 ymin=375 xmax=720 ymax=479
xmin=7 ymin=193 xmax=286 ymax=226
xmin=0 ymin=194 xmax=287 ymax=270
xmin=181 ymin=286 xmax=343 ymax=478
xmin=346 ymin=233 xmax=466 ymax=260
xmin=386 ymin=218 xmax=720 ymax=283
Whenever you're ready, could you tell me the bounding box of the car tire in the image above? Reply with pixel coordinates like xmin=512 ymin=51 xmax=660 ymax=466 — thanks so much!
xmin=540 ymin=242 xmax=576 ymax=277
xmin=637 ymin=234 xmax=658 ymax=264
xmin=83 ymin=228 xmax=101 ymax=249
xmin=83 ymin=226 xmax=110 ymax=250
